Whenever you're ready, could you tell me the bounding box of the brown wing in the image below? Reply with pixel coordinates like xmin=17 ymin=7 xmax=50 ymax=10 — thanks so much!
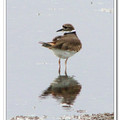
xmin=52 ymin=36 xmax=62 ymax=42
xmin=51 ymin=35 xmax=82 ymax=52
xmin=61 ymin=39 xmax=82 ymax=52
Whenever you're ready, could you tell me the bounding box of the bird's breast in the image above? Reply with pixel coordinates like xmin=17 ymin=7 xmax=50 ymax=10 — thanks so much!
xmin=52 ymin=49 xmax=77 ymax=59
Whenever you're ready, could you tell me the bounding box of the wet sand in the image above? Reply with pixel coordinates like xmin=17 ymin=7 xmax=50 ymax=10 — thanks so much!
xmin=11 ymin=113 xmax=114 ymax=120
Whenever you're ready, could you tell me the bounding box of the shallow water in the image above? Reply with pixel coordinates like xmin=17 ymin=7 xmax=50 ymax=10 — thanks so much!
xmin=7 ymin=0 xmax=113 ymax=120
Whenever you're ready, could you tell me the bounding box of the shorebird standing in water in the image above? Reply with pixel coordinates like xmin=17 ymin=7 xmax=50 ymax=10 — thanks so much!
xmin=39 ymin=24 xmax=82 ymax=75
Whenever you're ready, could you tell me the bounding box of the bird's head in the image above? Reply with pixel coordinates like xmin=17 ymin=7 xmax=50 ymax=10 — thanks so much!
xmin=56 ymin=24 xmax=75 ymax=32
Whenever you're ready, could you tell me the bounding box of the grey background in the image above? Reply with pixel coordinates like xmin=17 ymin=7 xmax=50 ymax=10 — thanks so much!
xmin=7 ymin=0 xmax=113 ymax=119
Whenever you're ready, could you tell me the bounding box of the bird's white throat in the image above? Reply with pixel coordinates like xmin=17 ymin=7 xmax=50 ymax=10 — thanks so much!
xmin=62 ymin=30 xmax=76 ymax=33
xmin=64 ymin=30 xmax=76 ymax=34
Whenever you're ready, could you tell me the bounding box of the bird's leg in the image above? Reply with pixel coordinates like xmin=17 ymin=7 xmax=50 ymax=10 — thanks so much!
xmin=65 ymin=58 xmax=68 ymax=76
xmin=58 ymin=58 xmax=61 ymax=75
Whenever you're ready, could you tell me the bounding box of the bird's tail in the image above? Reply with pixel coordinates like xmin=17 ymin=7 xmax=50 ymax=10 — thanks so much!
xmin=39 ymin=41 xmax=52 ymax=48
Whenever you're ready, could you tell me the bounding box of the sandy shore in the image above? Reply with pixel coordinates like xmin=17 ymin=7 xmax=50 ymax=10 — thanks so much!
xmin=11 ymin=113 xmax=114 ymax=120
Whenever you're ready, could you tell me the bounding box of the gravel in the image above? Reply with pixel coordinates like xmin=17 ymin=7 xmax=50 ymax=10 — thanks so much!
xmin=10 ymin=113 xmax=114 ymax=120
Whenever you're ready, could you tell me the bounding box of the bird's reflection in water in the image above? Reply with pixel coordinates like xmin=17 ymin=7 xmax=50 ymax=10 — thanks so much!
xmin=39 ymin=75 xmax=82 ymax=108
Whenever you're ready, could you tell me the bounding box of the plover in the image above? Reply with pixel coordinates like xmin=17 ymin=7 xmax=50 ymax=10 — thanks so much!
xmin=39 ymin=24 xmax=82 ymax=75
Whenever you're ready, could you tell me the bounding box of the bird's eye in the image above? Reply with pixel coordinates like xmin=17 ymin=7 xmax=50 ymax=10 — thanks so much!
xmin=63 ymin=26 xmax=67 ymax=29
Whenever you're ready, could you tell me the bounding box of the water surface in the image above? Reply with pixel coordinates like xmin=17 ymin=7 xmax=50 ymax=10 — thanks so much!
xmin=7 ymin=0 xmax=113 ymax=119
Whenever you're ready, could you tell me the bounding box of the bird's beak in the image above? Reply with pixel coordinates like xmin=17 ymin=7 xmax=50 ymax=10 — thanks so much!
xmin=56 ymin=28 xmax=64 ymax=32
